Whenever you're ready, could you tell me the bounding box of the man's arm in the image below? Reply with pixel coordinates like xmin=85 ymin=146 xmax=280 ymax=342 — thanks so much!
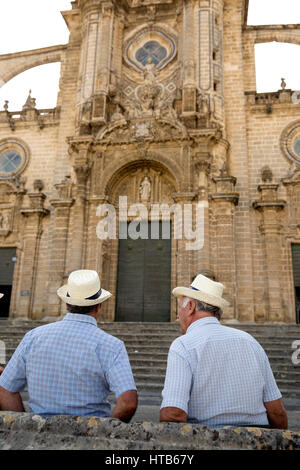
xmin=0 ymin=386 xmax=25 ymax=412
xmin=0 ymin=366 xmax=4 ymax=375
xmin=160 ymin=406 xmax=187 ymax=423
xmin=159 ymin=344 xmax=192 ymax=423
xmin=264 ymin=398 xmax=288 ymax=430
xmin=111 ymin=390 xmax=138 ymax=423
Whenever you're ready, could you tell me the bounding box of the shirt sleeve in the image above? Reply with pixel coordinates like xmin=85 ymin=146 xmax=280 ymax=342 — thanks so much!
xmin=262 ymin=353 xmax=282 ymax=403
xmin=105 ymin=342 xmax=137 ymax=398
xmin=0 ymin=332 xmax=32 ymax=393
xmin=160 ymin=342 xmax=193 ymax=414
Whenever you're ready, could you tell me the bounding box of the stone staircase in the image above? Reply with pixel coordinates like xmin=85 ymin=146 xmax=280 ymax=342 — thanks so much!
xmin=0 ymin=319 xmax=300 ymax=409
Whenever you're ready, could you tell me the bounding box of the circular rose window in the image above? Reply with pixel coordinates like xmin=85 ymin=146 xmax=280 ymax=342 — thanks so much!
xmin=280 ymin=122 xmax=300 ymax=165
xmin=0 ymin=140 xmax=29 ymax=179
xmin=293 ymin=135 xmax=300 ymax=157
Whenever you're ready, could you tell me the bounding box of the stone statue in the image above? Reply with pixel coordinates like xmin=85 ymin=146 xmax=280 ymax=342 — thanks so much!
xmin=144 ymin=58 xmax=157 ymax=85
xmin=139 ymin=177 xmax=151 ymax=202
xmin=197 ymin=93 xmax=210 ymax=116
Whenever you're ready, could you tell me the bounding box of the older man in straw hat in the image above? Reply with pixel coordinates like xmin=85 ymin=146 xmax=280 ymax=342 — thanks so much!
xmin=0 ymin=270 xmax=137 ymax=422
xmin=160 ymin=274 xmax=288 ymax=429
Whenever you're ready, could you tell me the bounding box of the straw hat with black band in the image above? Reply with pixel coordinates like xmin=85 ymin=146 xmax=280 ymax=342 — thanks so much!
xmin=172 ymin=274 xmax=230 ymax=310
xmin=57 ymin=270 xmax=112 ymax=307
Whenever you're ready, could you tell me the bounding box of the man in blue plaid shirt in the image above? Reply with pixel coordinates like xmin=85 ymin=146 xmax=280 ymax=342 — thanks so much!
xmin=160 ymin=275 xmax=288 ymax=429
xmin=0 ymin=271 xmax=137 ymax=422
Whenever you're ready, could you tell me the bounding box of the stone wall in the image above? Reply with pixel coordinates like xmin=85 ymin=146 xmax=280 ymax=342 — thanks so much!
xmin=0 ymin=412 xmax=299 ymax=450
xmin=0 ymin=0 xmax=300 ymax=322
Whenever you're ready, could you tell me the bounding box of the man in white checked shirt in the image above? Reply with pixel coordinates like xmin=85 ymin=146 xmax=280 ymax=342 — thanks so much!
xmin=160 ymin=275 xmax=288 ymax=429
xmin=0 ymin=271 xmax=137 ymax=422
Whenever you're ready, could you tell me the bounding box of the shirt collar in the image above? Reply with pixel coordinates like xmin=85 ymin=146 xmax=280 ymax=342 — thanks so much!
xmin=186 ymin=316 xmax=220 ymax=334
xmin=63 ymin=312 xmax=97 ymax=326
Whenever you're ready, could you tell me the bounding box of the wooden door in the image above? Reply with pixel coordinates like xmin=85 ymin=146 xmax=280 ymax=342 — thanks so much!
xmin=115 ymin=222 xmax=171 ymax=322
xmin=292 ymin=244 xmax=300 ymax=324
xmin=0 ymin=248 xmax=16 ymax=318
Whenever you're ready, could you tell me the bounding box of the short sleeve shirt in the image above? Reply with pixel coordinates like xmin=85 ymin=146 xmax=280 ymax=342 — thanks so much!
xmin=0 ymin=313 xmax=136 ymax=418
xmin=161 ymin=317 xmax=282 ymax=427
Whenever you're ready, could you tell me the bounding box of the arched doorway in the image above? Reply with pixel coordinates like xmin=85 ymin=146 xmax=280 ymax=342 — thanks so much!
xmin=104 ymin=161 xmax=177 ymax=322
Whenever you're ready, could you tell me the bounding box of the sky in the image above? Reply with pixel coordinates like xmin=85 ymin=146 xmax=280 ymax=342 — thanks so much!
xmin=0 ymin=0 xmax=299 ymax=110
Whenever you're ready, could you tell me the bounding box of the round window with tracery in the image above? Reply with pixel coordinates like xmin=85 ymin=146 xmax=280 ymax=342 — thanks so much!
xmin=135 ymin=41 xmax=167 ymax=67
xmin=0 ymin=140 xmax=29 ymax=179
xmin=293 ymin=135 xmax=300 ymax=157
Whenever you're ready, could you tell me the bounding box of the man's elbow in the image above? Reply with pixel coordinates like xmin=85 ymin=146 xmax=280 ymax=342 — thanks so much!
xmin=160 ymin=407 xmax=187 ymax=423
xmin=125 ymin=390 xmax=138 ymax=414
xmin=118 ymin=390 xmax=138 ymax=416
xmin=264 ymin=398 xmax=288 ymax=430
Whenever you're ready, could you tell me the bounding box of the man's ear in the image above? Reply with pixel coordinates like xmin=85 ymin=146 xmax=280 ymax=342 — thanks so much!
xmin=187 ymin=299 xmax=196 ymax=316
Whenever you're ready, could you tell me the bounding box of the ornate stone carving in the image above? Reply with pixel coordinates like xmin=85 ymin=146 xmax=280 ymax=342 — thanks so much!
xmin=282 ymin=168 xmax=300 ymax=227
xmin=0 ymin=210 xmax=11 ymax=230
xmin=54 ymin=176 xmax=73 ymax=201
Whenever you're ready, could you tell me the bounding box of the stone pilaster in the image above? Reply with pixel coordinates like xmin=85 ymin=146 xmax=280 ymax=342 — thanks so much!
xmin=253 ymin=184 xmax=286 ymax=322
xmin=92 ymin=2 xmax=115 ymax=125
xmin=196 ymin=0 xmax=225 ymax=124
xmin=47 ymin=179 xmax=74 ymax=317
xmin=193 ymin=157 xmax=211 ymax=275
xmin=171 ymin=191 xmax=197 ymax=320
xmin=210 ymin=173 xmax=239 ymax=319
xmin=18 ymin=192 xmax=49 ymax=319
xmin=182 ymin=0 xmax=197 ymax=116
xmin=68 ymin=139 xmax=92 ymax=272
xmin=85 ymin=195 xmax=110 ymax=272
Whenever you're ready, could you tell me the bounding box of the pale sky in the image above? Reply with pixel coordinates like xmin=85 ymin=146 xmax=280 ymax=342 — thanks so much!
xmin=0 ymin=0 xmax=299 ymax=110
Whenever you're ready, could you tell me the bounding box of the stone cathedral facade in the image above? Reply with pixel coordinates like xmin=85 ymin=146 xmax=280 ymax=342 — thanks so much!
xmin=0 ymin=0 xmax=300 ymax=323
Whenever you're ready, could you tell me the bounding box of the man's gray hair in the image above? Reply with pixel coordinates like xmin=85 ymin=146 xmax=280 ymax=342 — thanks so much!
xmin=182 ymin=297 xmax=222 ymax=320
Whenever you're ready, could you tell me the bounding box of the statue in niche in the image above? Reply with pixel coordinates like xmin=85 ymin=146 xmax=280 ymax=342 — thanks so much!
xmin=143 ymin=58 xmax=157 ymax=85
xmin=139 ymin=176 xmax=151 ymax=202
xmin=0 ymin=211 xmax=10 ymax=230
xmin=197 ymin=93 xmax=210 ymax=117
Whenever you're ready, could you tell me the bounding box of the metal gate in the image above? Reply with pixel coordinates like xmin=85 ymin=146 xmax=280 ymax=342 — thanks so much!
xmin=115 ymin=222 xmax=171 ymax=322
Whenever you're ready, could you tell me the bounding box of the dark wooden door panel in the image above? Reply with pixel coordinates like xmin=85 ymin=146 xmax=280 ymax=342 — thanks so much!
xmin=115 ymin=223 xmax=171 ymax=322
xmin=143 ymin=239 xmax=171 ymax=322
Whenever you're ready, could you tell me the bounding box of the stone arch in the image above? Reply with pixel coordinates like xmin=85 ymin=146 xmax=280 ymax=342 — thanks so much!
xmin=98 ymin=155 xmax=180 ymax=323
xmin=0 ymin=45 xmax=67 ymax=88
xmin=101 ymin=152 xmax=182 ymax=198
xmin=255 ymin=31 xmax=300 ymax=46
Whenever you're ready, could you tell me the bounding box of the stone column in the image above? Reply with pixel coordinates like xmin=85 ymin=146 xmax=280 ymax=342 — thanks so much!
xmin=92 ymin=1 xmax=115 ymax=125
xmin=47 ymin=178 xmax=74 ymax=317
xmin=68 ymin=140 xmax=92 ymax=272
xmin=76 ymin=1 xmax=101 ymax=133
xmin=210 ymin=173 xmax=239 ymax=319
xmin=253 ymin=184 xmax=286 ymax=322
xmin=182 ymin=0 xmax=197 ymax=117
xmin=19 ymin=191 xmax=49 ymax=319
xmin=196 ymin=0 xmax=225 ymax=124
xmin=194 ymin=157 xmax=211 ymax=275
xmin=171 ymin=191 xmax=197 ymax=321
xmin=85 ymin=195 xmax=110 ymax=273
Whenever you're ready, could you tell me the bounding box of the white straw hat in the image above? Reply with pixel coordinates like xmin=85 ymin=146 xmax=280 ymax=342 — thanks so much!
xmin=57 ymin=270 xmax=112 ymax=306
xmin=172 ymin=274 xmax=230 ymax=309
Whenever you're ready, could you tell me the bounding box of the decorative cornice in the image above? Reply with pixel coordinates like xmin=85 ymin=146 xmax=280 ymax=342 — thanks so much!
xmin=210 ymin=193 xmax=239 ymax=206
xmin=253 ymin=201 xmax=286 ymax=211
